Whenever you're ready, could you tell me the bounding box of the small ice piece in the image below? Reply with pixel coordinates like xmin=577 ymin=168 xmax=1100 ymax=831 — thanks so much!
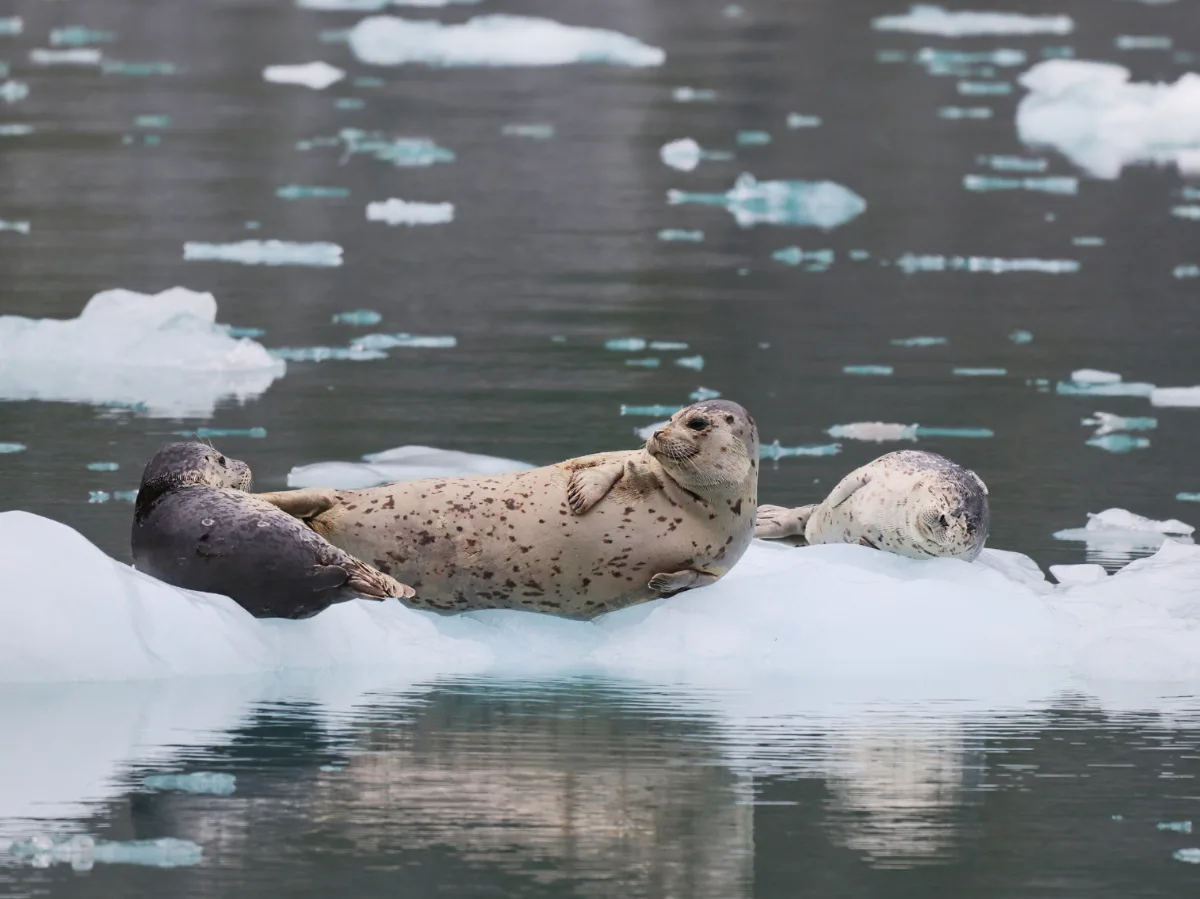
xmin=1072 ymin=369 xmax=1120 ymax=383
xmin=620 ymin=404 xmax=683 ymax=417
xmin=1115 ymin=35 xmax=1172 ymax=50
xmin=352 ymin=333 xmax=456 ymax=349
xmin=675 ymin=355 xmax=704 ymax=371
xmin=102 ymin=61 xmax=177 ymax=76
xmin=9 ymin=835 xmax=200 ymax=870
xmin=1174 ymin=849 xmax=1200 ymax=864
xmin=335 ymin=98 xmax=365 ymax=110
xmin=843 ymin=365 xmax=893 ymax=376
xmin=938 ymin=106 xmax=993 ymax=119
xmin=277 ymin=185 xmax=350 ymax=200
xmin=0 ymin=17 xmax=22 ymax=35
xmin=336 ymin=130 xmax=455 ymax=166
xmin=1008 ymin=330 xmax=1034 ymax=343
xmin=349 ymin=15 xmax=665 ymax=67
xmin=1178 ymin=493 xmax=1200 ymax=503
xmin=1151 ymin=387 xmax=1200 ymax=407
xmin=1082 ymin=412 xmax=1157 ymax=436
xmin=916 ymin=48 xmax=1027 ymax=73
xmin=896 ymin=254 xmax=1079 ymax=274
xmin=668 ymin=173 xmax=867 ymax=230
xmin=605 ymin=338 xmax=647 ymax=351
xmin=501 ymin=123 xmax=555 ymax=138
xmin=660 ymin=138 xmax=702 ymax=172
xmin=88 ymin=491 xmax=110 ymax=504
xmin=657 ymin=229 xmax=704 ymax=242
xmin=134 ymin=114 xmax=170 ymax=129
xmin=1175 ymin=265 xmax=1200 ymax=279
xmin=222 ymin=326 xmax=266 ymax=338
xmin=143 ymin=772 xmax=236 ymax=796
xmin=736 ymin=130 xmax=771 ymax=146
xmin=723 ymin=4 xmax=745 ymax=18
xmin=0 ymin=442 xmax=25 ymax=453
xmin=760 ymin=440 xmax=842 ymax=459
xmin=1157 ymin=821 xmax=1193 ymax=834
xmin=270 ymin=346 xmax=386 ymax=362
xmin=649 ymin=341 xmax=689 ymax=350
xmin=172 ymin=428 xmax=268 ymax=439
xmin=113 ymin=490 xmax=137 ymax=502
xmin=1171 ymin=206 xmax=1200 ymax=221
xmin=354 ymin=76 xmax=385 ymax=87
xmin=876 ymin=50 xmax=908 ymax=63
xmin=50 ymin=27 xmax=117 ymax=46
xmin=772 ymin=247 xmax=834 ymax=269
xmin=332 ymin=309 xmax=382 ymax=326
xmin=184 ymin=241 xmax=344 ymax=267
xmin=871 ymin=6 xmax=1073 ymax=37
xmin=849 ymin=249 xmax=871 ymax=261
xmin=0 ymin=220 xmax=30 ymax=234
xmin=86 ymin=462 xmax=119 ymax=471
xmin=30 ymin=48 xmax=102 ymax=66
xmin=827 ymin=422 xmax=919 ymax=442
xmin=625 ymin=357 xmax=659 ymax=368
xmin=0 ymin=81 xmax=29 ymax=103
xmin=957 ymin=81 xmax=1012 ymax=96
xmin=1053 ymin=508 xmax=1195 ymax=562
xmin=1087 ymin=434 xmax=1150 ymax=453
xmin=954 ymin=367 xmax=1006 ymax=376
xmin=0 ymin=124 xmax=33 ymax=136
xmin=1072 ymin=237 xmax=1104 ymax=247
xmin=633 ymin=419 xmax=669 ymax=440
xmin=963 ymin=174 xmax=1078 ymax=195
xmin=1087 ymin=508 xmax=1193 ymax=535
xmin=1057 ymin=378 xmax=1155 ymax=397
xmin=914 ymin=426 xmax=994 ymax=437
xmin=1041 ymin=46 xmax=1075 ymax=59
xmin=672 ymin=86 xmax=718 ymax=102
xmin=689 ymin=387 xmax=721 ymax=401
xmin=262 ymin=61 xmax=345 ymax=89
xmin=891 ymin=336 xmax=947 ymax=346
xmin=366 ymin=198 xmax=454 ymax=226
xmin=786 ymin=113 xmax=822 ymax=128
xmin=1049 ymin=563 xmax=1108 ymax=586
xmin=978 ymin=154 xmax=1048 ymax=172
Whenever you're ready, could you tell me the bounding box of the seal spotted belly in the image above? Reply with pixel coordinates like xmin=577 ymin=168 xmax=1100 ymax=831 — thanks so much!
xmin=257 ymin=400 xmax=760 ymax=619
xmin=755 ymin=449 xmax=989 ymax=561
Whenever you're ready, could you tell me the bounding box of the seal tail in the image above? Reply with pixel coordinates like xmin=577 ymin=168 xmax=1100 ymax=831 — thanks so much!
xmin=342 ymin=557 xmax=417 ymax=601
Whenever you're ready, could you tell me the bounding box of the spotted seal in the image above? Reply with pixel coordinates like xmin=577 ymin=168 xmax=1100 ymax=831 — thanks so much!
xmin=256 ymin=400 xmax=759 ymax=619
xmin=131 ymin=442 xmax=415 ymax=619
xmin=755 ymin=450 xmax=989 ymax=560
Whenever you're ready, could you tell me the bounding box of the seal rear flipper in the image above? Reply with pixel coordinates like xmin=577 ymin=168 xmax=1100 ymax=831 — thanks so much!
xmin=255 ymin=488 xmax=340 ymax=521
xmin=647 ymin=568 xmax=720 ymax=596
xmin=566 ymin=461 xmax=625 ymax=515
xmin=755 ymin=504 xmax=814 ymax=541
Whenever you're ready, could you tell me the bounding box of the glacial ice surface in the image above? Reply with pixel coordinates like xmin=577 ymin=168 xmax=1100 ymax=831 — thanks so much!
xmin=1017 ymin=60 xmax=1200 ymax=178
xmin=872 ymin=6 xmax=1073 ymax=37
xmin=184 ymin=240 xmax=344 ymax=267
xmin=668 ymin=173 xmax=867 ymax=229
xmin=0 ymin=287 xmax=285 ymax=417
xmin=288 ymin=444 xmax=534 ymax=489
xmin=348 ymin=15 xmax=665 ymax=68
xmin=262 ymin=61 xmax=345 ymax=89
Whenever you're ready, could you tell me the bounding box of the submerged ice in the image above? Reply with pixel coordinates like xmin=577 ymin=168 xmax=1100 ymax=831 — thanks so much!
xmin=668 ymin=173 xmax=867 ymax=229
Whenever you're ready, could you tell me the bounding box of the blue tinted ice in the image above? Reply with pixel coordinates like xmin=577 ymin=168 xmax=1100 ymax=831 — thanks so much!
xmin=761 ymin=440 xmax=842 ymax=459
xmin=938 ymin=106 xmax=992 ymax=119
xmin=954 ymin=367 xmax=1007 ymax=376
xmin=1116 ymin=35 xmax=1172 ymax=50
xmin=957 ymin=81 xmax=1011 ymax=96
xmin=277 ymin=184 xmax=350 ymax=199
xmin=978 ymin=154 xmax=1047 ymax=172
xmin=50 ymin=27 xmax=116 ymax=46
xmin=772 ymin=247 xmax=834 ymax=269
xmin=0 ymin=81 xmax=28 ymax=103
xmin=1157 ymin=821 xmax=1193 ymax=833
xmin=916 ymin=426 xmax=994 ymax=438
xmin=332 ymin=309 xmax=382 ymax=326
xmin=1178 ymin=494 xmax=1200 ymax=503
xmin=1009 ymin=329 xmax=1034 ymax=343
xmin=173 ymin=428 xmax=268 ymax=439
xmin=144 ymin=772 xmax=237 ymax=795
xmin=1083 ymin=412 xmax=1156 ymax=435
xmin=270 ymin=346 xmax=386 ymax=362
xmin=102 ymin=61 xmax=177 ymax=76
xmin=649 ymin=341 xmax=689 ymax=350
xmin=1175 ymin=265 xmax=1200 ymax=279
xmin=333 ymin=129 xmax=455 ymax=166
xmin=1072 ymin=237 xmax=1104 ymax=247
xmin=625 ymin=358 xmax=659 ymax=368
xmin=334 ymin=98 xmax=365 ymax=110
xmin=352 ymin=333 xmax=456 ymax=349
xmin=184 ymin=241 xmax=343 ymax=267
xmin=689 ymin=387 xmax=721 ymax=401
xmin=668 ymin=173 xmax=867 ymax=229
xmin=675 ymin=355 xmax=705 ymax=371
xmin=366 ymin=198 xmax=453 ymax=225
xmin=872 ymin=6 xmax=1073 ymax=36
xmin=501 ymin=123 xmax=555 ymax=138
xmin=0 ymin=17 xmax=22 ymax=35
xmin=1171 ymin=206 xmax=1200 ymax=220
xmin=86 ymin=462 xmax=119 ymax=471
xmin=892 ymin=336 xmax=947 ymax=346
xmin=0 ymin=219 xmax=29 ymax=234
xmin=896 ymin=254 xmax=1079 ymax=274
xmin=30 ymin=48 xmax=102 ymax=66
xmin=736 ymin=130 xmax=771 ymax=146
xmin=134 ymin=114 xmax=170 ymax=128
xmin=1087 ymin=434 xmax=1150 ymax=453
xmin=1174 ymin=849 xmax=1200 ymax=864
xmin=964 ymin=174 xmax=1077 ymax=194
xmin=620 ymin=404 xmax=683 ymax=417
xmin=1057 ymin=370 xmax=1155 ymax=397
xmin=672 ymin=87 xmax=718 ymax=102
xmin=605 ymin=338 xmax=646 ymax=351
xmin=657 ymin=229 xmax=704 ymax=242
xmin=786 ymin=113 xmax=821 ymax=128
xmin=0 ymin=443 xmax=25 ymax=453
xmin=843 ymin=365 xmax=893 ymax=375
xmin=0 ymin=124 xmax=34 ymax=135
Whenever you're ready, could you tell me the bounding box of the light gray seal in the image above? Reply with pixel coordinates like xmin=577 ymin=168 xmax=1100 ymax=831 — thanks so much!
xmin=755 ymin=449 xmax=989 ymax=561
xmin=131 ymin=442 xmax=414 ymax=619
xmin=256 ymin=400 xmax=760 ymax=619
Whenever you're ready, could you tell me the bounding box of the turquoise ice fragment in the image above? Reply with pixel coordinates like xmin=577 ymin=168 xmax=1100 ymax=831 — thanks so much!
xmin=332 ymin=309 xmax=382 ymax=326
xmin=51 ymin=27 xmax=116 ymax=45
xmin=113 ymin=490 xmax=137 ymax=502
xmin=620 ymin=404 xmax=683 ymax=417
xmin=1041 ymin=46 xmax=1074 ymax=59
xmin=184 ymin=241 xmax=343 ymax=267
xmin=625 ymin=358 xmax=660 ymax=368
xmin=6 ymin=835 xmax=203 ymax=870
xmin=915 ymin=426 xmax=994 ymax=438
xmin=964 ymin=174 xmax=1077 ymax=194
xmin=896 ymin=254 xmax=1079 ymax=274
xmin=173 ymin=428 xmax=268 ymax=438
xmin=334 ymin=98 xmax=365 ymax=110
xmin=86 ymin=462 xmax=119 ymax=471
xmin=849 ymin=249 xmax=871 ymax=260
xmin=134 ymin=114 xmax=170 ymax=128
xmin=354 ymin=76 xmax=385 ymax=87
xmin=271 ymin=346 xmax=385 ymax=362
xmin=649 ymin=341 xmax=689 ymax=350
xmin=606 ymin=338 xmax=646 ymax=351
xmin=786 ymin=113 xmax=821 ymax=128
xmin=88 ymin=491 xmax=110 ymax=504
xmin=690 ymin=387 xmax=721 ymax=401
xmin=736 ymin=130 xmax=771 ymax=146
xmin=772 ymin=247 xmax=833 ymax=269
xmin=668 ymin=173 xmax=867 ymax=230
xmin=352 ymin=334 xmax=456 ymax=349
xmin=916 ymin=48 xmax=1027 ymax=68
xmin=1174 ymin=265 xmax=1200 ymax=279
xmin=844 ymin=365 xmax=893 ymax=376
xmin=957 ymin=81 xmax=1012 ymax=95
xmin=657 ymin=229 xmax=704 ymax=242
xmin=144 ymin=772 xmax=236 ymax=796
xmin=0 ymin=220 xmax=29 ymax=234
xmin=1116 ymin=35 xmax=1172 ymax=50
xmin=672 ymin=87 xmax=718 ymax=102
xmin=0 ymin=17 xmax=22 ymax=35
xmin=675 ymin=355 xmax=704 ymax=371
xmin=0 ymin=81 xmax=28 ymax=103
xmin=954 ymin=367 xmax=1006 ymax=376
xmin=1008 ymin=330 xmax=1034 ymax=343
xmin=876 ymin=50 xmax=907 ymax=63
xmin=102 ymin=61 xmax=177 ymax=76
xmin=938 ymin=106 xmax=992 ymax=119
xmin=1073 ymin=237 xmax=1104 ymax=247
xmin=978 ymin=155 xmax=1047 ymax=172
xmin=892 ymin=336 xmax=947 ymax=347
xmin=502 ymin=123 xmax=555 ymax=139
xmin=761 ymin=440 xmax=841 ymax=459
xmin=1173 ymin=849 xmax=1200 ymax=864
xmin=1178 ymin=493 xmax=1200 ymax=503
xmin=1171 ymin=206 xmax=1200 ymax=220
xmin=1157 ymin=821 xmax=1193 ymax=834
xmin=0 ymin=124 xmax=33 ymax=135
xmin=0 ymin=442 xmax=25 ymax=453
xmin=1087 ymin=434 xmax=1149 ymax=453
xmin=277 ymin=184 xmax=350 ymax=200
xmin=222 ymin=325 xmax=265 ymax=338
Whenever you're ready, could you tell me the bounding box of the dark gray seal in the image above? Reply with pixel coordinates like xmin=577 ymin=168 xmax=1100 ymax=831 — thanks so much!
xmin=131 ymin=442 xmax=415 ymax=619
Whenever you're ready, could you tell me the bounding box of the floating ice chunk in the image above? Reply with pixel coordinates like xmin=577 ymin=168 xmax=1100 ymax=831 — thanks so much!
xmin=1017 ymin=61 xmax=1200 ymax=179
xmin=954 ymin=367 xmax=1006 ymax=376
xmin=963 ymin=174 xmax=1077 ymax=194
xmin=334 ymin=97 xmax=365 ymax=110
xmin=277 ymin=184 xmax=349 ymax=199
xmin=221 ymin=325 xmax=266 ymax=338
xmin=354 ymin=76 xmax=385 ymax=87
xmin=1057 ymin=376 xmax=1155 ymax=397
xmin=348 ymin=14 xmax=665 ymax=67
xmin=689 ymin=387 xmax=721 ymax=401
xmin=1158 ymin=821 xmax=1193 ymax=833
xmin=86 ymin=462 xmax=119 ymax=471
xmin=1179 ymin=493 xmax=1200 ymax=504
xmin=672 ymin=86 xmax=718 ymax=102
xmin=772 ymin=247 xmax=834 ymax=269
xmin=891 ymin=336 xmax=947 ymax=346
xmin=143 ymin=772 xmax=236 ymax=795
xmin=7 ymin=835 xmax=203 ymax=870
xmin=184 ymin=240 xmax=343 ymax=267
xmin=736 ymin=130 xmax=771 ymax=146
xmin=102 ymin=61 xmax=177 ymax=76
xmin=668 ymin=173 xmax=867 ymax=230
xmin=675 ymin=355 xmax=705 ymax=371
xmin=957 ymin=81 xmax=1012 ymax=96
xmin=1175 ymin=265 xmax=1200 ymax=279
xmin=605 ymin=338 xmax=646 ymax=351
xmin=501 ymin=123 xmax=555 ymax=139
xmin=0 ymin=124 xmax=34 ymax=136
xmin=262 ymin=61 xmax=345 ymax=89
xmin=872 ymin=6 xmax=1073 ymax=37
xmin=1116 ymin=35 xmax=1172 ymax=51
xmin=51 ymin=27 xmax=117 ymax=46
xmin=918 ymin=47 xmax=1027 ymax=71
xmin=1087 ymin=434 xmax=1150 ymax=453
xmin=0 ymin=17 xmax=22 ymax=35
xmin=1172 ymin=206 xmax=1200 ymax=220
xmin=1007 ymin=330 xmax=1034 ymax=344
xmin=270 ymin=346 xmax=386 ymax=362
xmin=1087 ymin=509 xmax=1192 ymax=535
xmin=625 ymin=357 xmax=659 ymax=368
xmin=1175 ymin=849 xmax=1200 ymax=864
xmin=30 ymin=48 xmax=102 ymax=66
xmin=896 ymin=254 xmax=1079 ymax=274
xmin=1049 ymin=563 xmax=1107 ymax=586
xmin=0 ymin=442 xmax=25 ymax=453
xmin=660 ymin=138 xmax=702 ymax=171
xmin=298 ymin=0 xmax=485 ymax=8
xmin=761 ymin=440 xmax=842 ymax=459
xmin=877 ymin=50 xmax=908 ymax=63
xmin=0 ymin=80 xmax=28 ymax=103
xmin=1083 ymin=412 xmax=1157 ymax=436
xmin=1054 ymin=509 xmax=1195 ymax=565
xmin=1073 ymin=369 xmax=1120 ymax=384
xmin=87 ymin=491 xmax=110 ymax=504
xmin=1151 ymin=387 xmax=1200 ymax=407
xmin=978 ymin=154 xmax=1047 ymax=172
xmin=316 ymin=129 xmax=456 ymax=166
xmin=173 ymin=428 xmax=267 ymax=439
xmin=938 ymin=106 xmax=992 ymax=119
xmin=352 ymin=333 xmax=456 ymax=349
xmin=0 ymin=287 xmax=284 ymax=417
xmin=828 ymin=422 xmax=919 ymax=442
xmin=288 ymin=445 xmax=533 ymax=489
xmin=134 ymin=114 xmax=170 ymax=129
xmin=332 ymin=309 xmax=382 ymax=326
xmin=0 ymin=219 xmax=29 ymax=234
xmin=843 ymin=365 xmax=893 ymax=376
xmin=620 ymin=404 xmax=683 ymax=417
xmin=366 ymin=198 xmax=454 ymax=225
xmin=1072 ymin=237 xmax=1104 ymax=248
xmin=632 ymin=419 xmax=669 ymax=440
xmin=786 ymin=113 xmax=822 ymax=128
xmin=657 ymin=228 xmax=704 ymax=242
xmin=650 ymin=341 xmax=689 ymax=351
xmin=916 ymin=427 xmax=994 ymax=438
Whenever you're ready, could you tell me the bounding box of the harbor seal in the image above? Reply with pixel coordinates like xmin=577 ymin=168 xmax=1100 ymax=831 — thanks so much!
xmin=131 ymin=442 xmax=415 ymax=619
xmin=755 ymin=450 xmax=989 ymax=561
xmin=256 ymin=400 xmax=759 ymax=619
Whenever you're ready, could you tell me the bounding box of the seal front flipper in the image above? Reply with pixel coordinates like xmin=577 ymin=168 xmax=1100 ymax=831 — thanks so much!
xmin=340 ymin=556 xmax=417 ymax=601
xmin=566 ymin=461 xmax=625 ymax=515
xmin=255 ymin=488 xmax=339 ymax=521
xmin=755 ymin=504 xmax=815 ymax=541
xmin=647 ymin=568 xmax=720 ymax=596
xmin=824 ymin=469 xmax=871 ymax=508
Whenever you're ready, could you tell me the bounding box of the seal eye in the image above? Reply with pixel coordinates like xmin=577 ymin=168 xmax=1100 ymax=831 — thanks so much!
xmin=217 ymin=455 xmax=227 ymax=468
xmin=687 ymin=417 xmax=709 ymax=431
xmin=938 ymin=514 xmax=948 ymax=528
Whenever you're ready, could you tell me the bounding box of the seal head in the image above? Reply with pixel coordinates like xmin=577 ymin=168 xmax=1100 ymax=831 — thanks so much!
xmin=647 ymin=400 xmax=758 ymax=495
xmin=902 ymin=453 xmax=989 ymax=560
xmin=134 ymin=442 xmax=251 ymax=522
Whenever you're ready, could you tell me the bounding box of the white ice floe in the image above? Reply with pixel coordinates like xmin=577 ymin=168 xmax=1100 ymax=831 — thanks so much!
xmin=827 ymin=422 xmax=919 ymax=442
xmin=872 ymin=5 xmax=1073 ymax=37
xmin=668 ymin=173 xmax=867 ymax=229
xmin=1151 ymin=386 xmax=1200 ymax=407
xmin=1017 ymin=60 xmax=1200 ymax=178
xmin=183 ymin=240 xmax=343 ymax=267
xmin=1054 ymin=509 xmax=1194 ymax=566
xmin=365 ymin=198 xmax=454 ymax=226
xmin=29 ymin=48 xmax=102 ymax=66
xmin=4 ymin=835 xmax=203 ymax=870
xmin=660 ymin=138 xmax=702 ymax=172
xmin=0 ymin=287 xmax=285 ymax=417
xmin=1057 ymin=370 xmax=1155 ymax=397
xmin=288 ymin=444 xmax=533 ymax=488
xmin=348 ymin=14 xmax=665 ymax=67
xmin=262 ymin=61 xmax=345 ymax=89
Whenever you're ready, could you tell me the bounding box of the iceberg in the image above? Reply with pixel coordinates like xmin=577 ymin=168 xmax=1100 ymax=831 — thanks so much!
xmin=668 ymin=173 xmax=867 ymax=229
xmin=262 ymin=61 xmax=345 ymax=89
xmin=288 ymin=444 xmax=534 ymax=489
xmin=872 ymin=6 xmax=1073 ymax=37
xmin=348 ymin=15 xmax=665 ymax=68
xmin=1151 ymin=387 xmax=1200 ymax=407
xmin=365 ymin=198 xmax=454 ymax=225
xmin=184 ymin=240 xmax=343 ymax=267
xmin=0 ymin=287 xmax=285 ymax=417
xmin=1017 ymin=60 xmax=1200 ymax=178
xmin=143 ymin=772 xmax=236 ymax=795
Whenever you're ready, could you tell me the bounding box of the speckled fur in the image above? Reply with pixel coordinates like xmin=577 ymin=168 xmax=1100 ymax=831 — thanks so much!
xmin=131 ymin=442 xmax=412 ymax=619
xmin=756 ymin=450 xmax=989 ymax=561
xmin=266 ymin=401 xmax=760 ymax=619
